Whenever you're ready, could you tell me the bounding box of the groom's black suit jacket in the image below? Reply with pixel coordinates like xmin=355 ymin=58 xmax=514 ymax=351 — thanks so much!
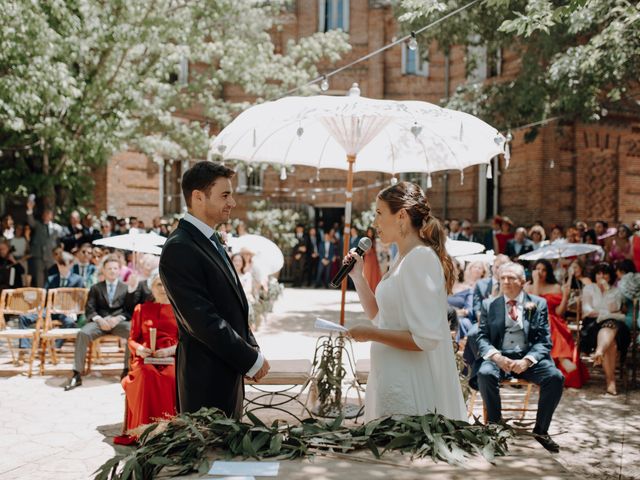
xmin=159 ymin=219 xmax=259 ymax=418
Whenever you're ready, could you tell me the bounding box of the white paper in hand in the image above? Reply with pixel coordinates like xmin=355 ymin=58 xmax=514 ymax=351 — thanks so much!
xmin=315 ymin=317 xmax=348 ymax=333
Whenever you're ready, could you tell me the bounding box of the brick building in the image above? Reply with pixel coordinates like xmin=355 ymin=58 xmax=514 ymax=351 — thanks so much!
xmin=93 ymin=0 xmax=640 ymax=230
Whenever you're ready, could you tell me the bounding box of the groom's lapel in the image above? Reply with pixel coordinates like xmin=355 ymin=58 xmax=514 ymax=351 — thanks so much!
xmin=179 ymin=219 xmax=246 ymax=310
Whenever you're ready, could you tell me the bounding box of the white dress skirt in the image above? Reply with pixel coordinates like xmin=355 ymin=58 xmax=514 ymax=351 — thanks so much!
xmin=364 ymin=245 xmax=467 ymax=422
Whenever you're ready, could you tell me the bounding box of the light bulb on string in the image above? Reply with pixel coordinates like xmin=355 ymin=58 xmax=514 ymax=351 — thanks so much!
xmin=280 ymin=166 xmax=287 ymax=181
xmin=315 ymin=169 xmax=321 ymax=181
xmin=486 ymin=164 xmax=493 ymax=179
xmin=320 ymin=76 xmax=329 ymax=92
xmin=426 ymin=173 xmax=433 ymax=189
xmin=408 ymin=32 xmax=418 ymax=51
xmin=390 ymin=176 xmax=398 ymax=185
xmin=549 ymin=159 xmax=555 ymax=169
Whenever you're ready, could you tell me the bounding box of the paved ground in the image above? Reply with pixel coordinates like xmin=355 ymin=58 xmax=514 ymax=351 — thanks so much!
xmin=0 ymin=287 xmax=637 ymax=479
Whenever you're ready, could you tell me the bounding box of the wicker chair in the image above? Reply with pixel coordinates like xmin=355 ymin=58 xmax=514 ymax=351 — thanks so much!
xmin=39 ymin=288 xmax=89 ymax=374
xmin=0 ymin=288 xmax=47 ymax=377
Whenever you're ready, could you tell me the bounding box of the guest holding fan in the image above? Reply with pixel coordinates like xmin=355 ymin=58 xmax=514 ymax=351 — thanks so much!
xmin=117 ymin=273 xmax=178 ymax=444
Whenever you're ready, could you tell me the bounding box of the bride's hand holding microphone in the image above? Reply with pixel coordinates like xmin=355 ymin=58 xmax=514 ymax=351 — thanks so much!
xmin=343 ymin=247 xmax=376 ymax=342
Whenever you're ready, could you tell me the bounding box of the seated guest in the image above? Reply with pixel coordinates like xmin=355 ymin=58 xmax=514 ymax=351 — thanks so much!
xmin=18 ymin=251 xmax=85 ymax=348
xmin=46 ymin=246 xmax=64 ymax=277
xmin=460 ymin=219 xmax=479 ymax=242
xmin=569 ymin=259 xmax=592 ymax=290
xmin=549 ymin=225 xmax=564 ymax=242
xmin=9 ymin=224 xmax=29 ymax=261
xmin=475 ymin=262 xmax=564 ymax=452
xmin=72 ymin=243 xmax=98 ymax=288
xmin=64 ymin=254 xmax=137 ymax=391
xmin=525 ymin=259 xmax=589 ymax=388
xmin=528 ymin=225 xmax=548 ymax=250
xmin=494 ymin=216 xmax=515 ymax=255
xmin=464 ymin=254 xmax=510 ymax=369
xmin=581 ymin=262 xmax=631 ymax=395
xmin=0 ymin=239 xmax=24 ymax=292
xmin=117 ymin=273 xmax=178 ymax=444
xmin=472 ymin=254 xmax=510 ymax=321
xmin=448 ymin=260 xmax=486 ymax=341
xmin=607 ymin=224 xmax=633 ymax=263
xmin=505 ymin=227 xmax=534 ymax=259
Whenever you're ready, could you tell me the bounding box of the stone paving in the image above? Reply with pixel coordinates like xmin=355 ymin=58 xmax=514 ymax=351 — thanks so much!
xmin=0 ymin=287 xmax=637 ymax=479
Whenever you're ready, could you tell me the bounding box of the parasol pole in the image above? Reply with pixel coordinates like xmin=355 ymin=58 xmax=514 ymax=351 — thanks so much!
xmin=339 ymin=154 xmax=356 ymax=326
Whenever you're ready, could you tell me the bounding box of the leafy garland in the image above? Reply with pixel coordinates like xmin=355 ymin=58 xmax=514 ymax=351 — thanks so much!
xmin=96 ymin=408 xmax=513 ymax=480
xmin=313 ymin=335 xmax=348 ymax=416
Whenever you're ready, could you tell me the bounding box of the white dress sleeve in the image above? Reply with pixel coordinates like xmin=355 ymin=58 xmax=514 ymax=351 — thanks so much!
xmin=397 ymin=247 xmax=448 ymax=351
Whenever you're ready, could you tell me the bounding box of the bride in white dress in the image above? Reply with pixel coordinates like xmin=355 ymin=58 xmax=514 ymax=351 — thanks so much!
xmin=346 ymin=182 xmax=467 ymax=422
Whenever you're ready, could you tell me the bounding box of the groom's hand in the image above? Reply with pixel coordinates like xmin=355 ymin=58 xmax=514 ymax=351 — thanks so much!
xmin=510 ymin=358 xmax=532 ymax=374
xmin=253 ymin=358 xmax=270 ymax=382
xmin=492 ymin=353 xmax=514 ymax=373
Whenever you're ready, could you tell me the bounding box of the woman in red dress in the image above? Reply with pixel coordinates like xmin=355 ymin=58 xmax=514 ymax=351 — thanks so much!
xmin=362 ymin=227 xmax=382 ymax=292
xmin=493 ymin=216 xmax=515 ymax=255
xmin=117 ymin=273 xmax=178 ymax=443
xmin=525 ymin=259 xmax=589 ymax=388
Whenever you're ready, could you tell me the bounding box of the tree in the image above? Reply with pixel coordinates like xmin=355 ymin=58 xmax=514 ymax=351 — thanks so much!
xmin=396 ymin=0 xmax=640 ymax=136
xmin=0 ymin=0 xmax=350 ymax=211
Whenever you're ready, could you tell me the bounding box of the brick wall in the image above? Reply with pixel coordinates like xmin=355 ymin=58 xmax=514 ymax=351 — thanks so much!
xmin=97 ymin=0 xmax=640 ymax=230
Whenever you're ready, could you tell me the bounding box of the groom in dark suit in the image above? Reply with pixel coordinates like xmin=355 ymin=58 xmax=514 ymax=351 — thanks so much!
xmin=159 ymin=161 xmax=269 ymax=419
xmin=476 ymin=262 xmax=564 ymax=453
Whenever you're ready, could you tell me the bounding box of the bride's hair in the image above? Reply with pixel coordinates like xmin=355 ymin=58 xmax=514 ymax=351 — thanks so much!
xmin=377 ymin=181 xmax=455 ymax=294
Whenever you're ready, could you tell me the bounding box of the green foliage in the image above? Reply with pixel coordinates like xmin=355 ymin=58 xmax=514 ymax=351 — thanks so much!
xmin=396 ymin=0 xmax=640 ymax=132
xmin=95 ymin=407 xmax=514 ymax=479
xmin=0 ymin=1 xmax=350 ymax=210
xmin=312 ymin=335 xmax=348 ymax=416
xmin=245 ymin=200 xmax=309 ymax=251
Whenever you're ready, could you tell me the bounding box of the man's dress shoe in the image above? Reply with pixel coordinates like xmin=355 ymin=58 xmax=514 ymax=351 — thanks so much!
xmin=64 ymin=374 xmax=82 ymax=391
xmin=534 ymin=433 xmax=560 ymax=453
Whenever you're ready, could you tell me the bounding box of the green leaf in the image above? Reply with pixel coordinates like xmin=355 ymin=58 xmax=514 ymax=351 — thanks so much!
xmin=246 ymin=410 xmax=266 ymax=428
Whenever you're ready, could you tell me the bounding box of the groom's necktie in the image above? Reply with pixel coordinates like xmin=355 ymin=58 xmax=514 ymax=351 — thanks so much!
xmin=209 ymin=233 xmax=237 ymax=280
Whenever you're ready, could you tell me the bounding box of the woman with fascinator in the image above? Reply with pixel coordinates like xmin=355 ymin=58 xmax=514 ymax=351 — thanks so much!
xmin=345 ymin=182 xmax=467 ymax=422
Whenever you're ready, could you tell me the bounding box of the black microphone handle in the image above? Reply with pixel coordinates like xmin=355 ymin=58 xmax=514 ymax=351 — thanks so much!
xmin=329 ymin=246 xmax=365 ymax=288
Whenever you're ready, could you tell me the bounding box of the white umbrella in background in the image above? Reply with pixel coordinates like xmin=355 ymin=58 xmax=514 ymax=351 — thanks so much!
xmin=446 ymin=239 xmax=485 ymax=257
xmin=519 ymin=240 xmax=604 ymax=261
xmin=211 ymin=84 xmax=507 ymax=324
xmin=226 ymin=234 xmax=284 ymax=276
xmin=456 ymin=250 xmax=496 ymax=265
xmin=93 ymin=231 xmax=166 ymax=254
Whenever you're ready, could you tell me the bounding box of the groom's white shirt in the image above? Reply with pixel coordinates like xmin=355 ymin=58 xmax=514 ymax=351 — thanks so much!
xmin=183 ymin=212 xmax=264 ymax=378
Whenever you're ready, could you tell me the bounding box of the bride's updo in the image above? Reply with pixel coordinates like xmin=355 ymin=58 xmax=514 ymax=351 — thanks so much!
xmin=377 ymin=181 xmax=455 ymax=294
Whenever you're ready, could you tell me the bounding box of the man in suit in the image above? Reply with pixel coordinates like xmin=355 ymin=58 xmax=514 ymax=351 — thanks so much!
xmin=18 ymin=251 xmax=85 ymax=348
xmin=159 ymin=161 xmax=269 ymax=419
xmin=291 ymin=224 xmax=308 ymax=287
xmin=0 ymin=240 xmax=24 ymax=292
xmin=72 ymin=243 xmax=98 ymax=288
xmin=505 ymin=227 xmax=535 ymax=259
xmin=315 ymin=231 xmax=336 ymax=288
xmin=64 ymin=254 xmax=137 ymax=390
xmin=25 ymin=198 xmax=67 ymax=287
xmin=459 ymin=219 xmax=478 ymax=242
xmin=305 ymin=226 xmax=320 ymax=287
xmin=448 ymin=219 xmax=463 ymax=240
xmin=475 ymin=262 xmax=564 ymax=452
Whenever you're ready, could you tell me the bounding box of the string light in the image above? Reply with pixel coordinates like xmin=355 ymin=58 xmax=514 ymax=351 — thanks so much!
xmin=271 ymin=0 xmax=482 ymax=100
xmin=408 ymin=32 xmax=418 ymax=51
xmin=320 ymin=76 xmax=329 ymax=92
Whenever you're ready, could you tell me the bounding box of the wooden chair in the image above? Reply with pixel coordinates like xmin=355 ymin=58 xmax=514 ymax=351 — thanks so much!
xmin=0 ymin=288 xmax=47 ymax=377
xmin=467 ymin=378 xmax=538 ymax=424
xmin=631 ymin=298 xmax=638 ymax=387
xmin=38 ymin=288 xmax=89 ymax=374
xmin=86 ymin=335 xmax=127 ymax=374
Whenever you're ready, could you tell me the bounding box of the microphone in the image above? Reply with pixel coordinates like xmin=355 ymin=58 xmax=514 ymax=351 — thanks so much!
xmin=330 ymin=237 xmax=372 ymax=288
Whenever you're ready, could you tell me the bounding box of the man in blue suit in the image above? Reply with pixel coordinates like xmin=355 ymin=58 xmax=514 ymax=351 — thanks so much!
xmin=18 ymin=251 xmax=85 ymax=348
xmin=315 ymin=231 xmax=336 ymax=288
xmin=475 ymin=262 xmax=564 ymax=453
